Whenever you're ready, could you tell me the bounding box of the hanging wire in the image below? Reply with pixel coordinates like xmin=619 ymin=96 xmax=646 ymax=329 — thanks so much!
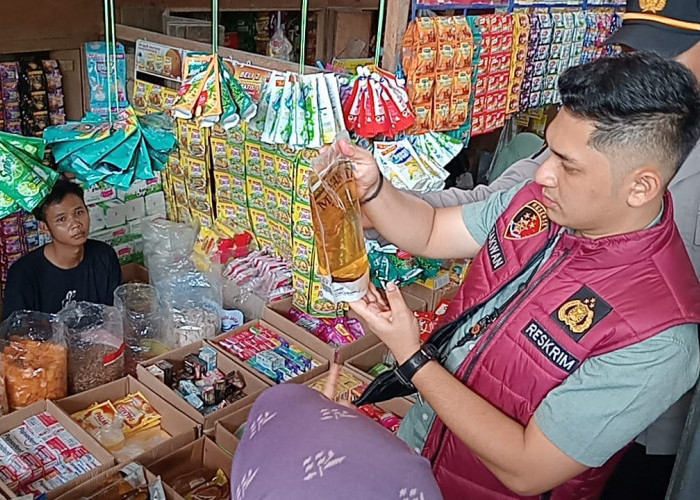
xmin=374 ymin=0 xmax=387 ymax=66
xmin=108 ymin=0 xmax=118 ymax=115
xmin=102 ymin=0 xmax=113 ymax=123
xmin=299 ymin=0 xmax=309 ymax=75
xmin=212 ymin=0 xmax=219 ymax=54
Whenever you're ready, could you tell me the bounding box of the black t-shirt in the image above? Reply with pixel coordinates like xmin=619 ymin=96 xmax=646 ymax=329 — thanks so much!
xmin=1 ymin=239 xmax=122 ymax=319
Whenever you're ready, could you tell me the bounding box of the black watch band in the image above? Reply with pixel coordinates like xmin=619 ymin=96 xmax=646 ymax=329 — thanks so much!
xmin=395 ymin=343 xmax=439 ymax=388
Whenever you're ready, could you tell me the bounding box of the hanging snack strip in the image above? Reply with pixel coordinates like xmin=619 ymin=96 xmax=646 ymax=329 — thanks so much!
xmin=341 ymin=66 xmax=415 ymax=139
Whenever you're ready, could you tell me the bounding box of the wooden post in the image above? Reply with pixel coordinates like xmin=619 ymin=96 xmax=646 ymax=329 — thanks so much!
xmin=381 ymin=0 xmax=410 ymax=72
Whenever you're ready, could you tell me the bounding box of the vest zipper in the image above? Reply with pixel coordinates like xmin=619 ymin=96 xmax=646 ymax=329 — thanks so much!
xmin=462 ymin=247 xmax=571 ymax=382
xmin=431 ymin=234 xmax=558 ymax=360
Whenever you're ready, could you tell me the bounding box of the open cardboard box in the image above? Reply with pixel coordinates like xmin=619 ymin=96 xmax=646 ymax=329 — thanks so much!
xmin=0 ymin=400 xmax=115 ymax=499
xmin=120 ymin=262 xmax=149 ymax=284
xmin=136 ymin=340 xmax=271 ymax=434
xmin=346 ymin=342 xmax=393 ymax=379
xmin=54 ymin=463 xmax=179 ymax=500
xmin=304 ymin=365 xmax=414 ymax=416
xmin=403 ymin=281 xmax=459 ymax=311
xmin=208 ymin=319 xmax=329 ymax=386
xmin=56 ymin=376 xmax=198 ymax=464
xmin=262 ymin=292 xmax=427 ymax=364
xmin=144 ymin=437 xmax=232 ymax=498
xmin=214 ymin=405 xmax=252 ymax=458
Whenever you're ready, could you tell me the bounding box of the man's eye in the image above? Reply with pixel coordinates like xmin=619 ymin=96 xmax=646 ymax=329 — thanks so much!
xmin=57 ymin=217 xmax=65 ymax=223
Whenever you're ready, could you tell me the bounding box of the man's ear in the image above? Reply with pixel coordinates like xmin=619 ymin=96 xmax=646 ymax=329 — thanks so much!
xmin=626 ymin=167 xmax=663 ymax=208
xmin=38 ymin=220 xmax=50 ymax=234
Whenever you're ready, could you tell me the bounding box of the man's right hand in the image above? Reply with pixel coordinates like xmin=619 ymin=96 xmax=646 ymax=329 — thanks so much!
xmin=337 ymin=138 xmax=382 ymax=202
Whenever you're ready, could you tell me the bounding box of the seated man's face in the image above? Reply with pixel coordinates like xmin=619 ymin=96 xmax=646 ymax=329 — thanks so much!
xmin=41 ymin=194 xmax=90 ymax=247
xmin=534 ymin=108 xmax=633 ymax=237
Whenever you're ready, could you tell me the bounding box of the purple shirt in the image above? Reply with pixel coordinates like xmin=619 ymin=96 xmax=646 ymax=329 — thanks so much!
xmin=231 ymin=384 xmax=443 ymax=500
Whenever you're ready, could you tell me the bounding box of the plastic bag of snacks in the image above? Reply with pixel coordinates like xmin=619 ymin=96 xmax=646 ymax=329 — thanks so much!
xmin=58 ymin=301 xmax=125 ymax=394
xmin=0 ymin=311 xmax=68 ymax=409
xmin=309 ymin=137 xmax=369 ymax=302
xmin=114 ymin=284 xmax=175 ymax=376
xmin=80 ymin=463 xmax=167 ymax=500
xmin=0 ymin=357 xmax=8 ymax=415
xmin=142 ymin=218 xmax=198 ymax=283
xmin=156 ymin=271 xmax=222 ymax=346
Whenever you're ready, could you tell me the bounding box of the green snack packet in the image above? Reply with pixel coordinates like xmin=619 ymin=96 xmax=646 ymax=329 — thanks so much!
xmin=0 ymin=130 xmax=45 ymax=161
xmin=224 ymin=63 xmax=257 ymax=122
xmin=0 ymin=142 xmax=57 ymax=212
xmin=0 ymin=191 xmax=20 ymax=219
xmin=301 ymin=75 xmax=322 ymax=149
xmin=219 ymin=59 xmax=241 ymax=130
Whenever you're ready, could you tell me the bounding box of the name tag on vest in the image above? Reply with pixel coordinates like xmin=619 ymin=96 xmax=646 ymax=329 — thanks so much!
xmin=522 ymin=320 xmax=580 ymax=373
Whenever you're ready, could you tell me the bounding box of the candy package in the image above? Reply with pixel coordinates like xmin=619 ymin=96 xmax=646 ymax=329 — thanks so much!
xmin=85 ymin=42 xmax=129 ymax=117
xmin=309 ymin=138 xmax=369 ymax=302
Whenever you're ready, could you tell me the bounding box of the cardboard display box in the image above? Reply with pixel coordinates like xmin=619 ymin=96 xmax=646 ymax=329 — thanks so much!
xmin=56 ymin=376 xmax=199 ymax=464
xmin=0 ymin=400 xmax=115 ymax=499
xmin=137 ymin=340 xmax=271 ymax=433
xmin=121 ymin=262 xmax=149 ymax=284
xmin=145 ymin=437 xmax=232 ymax=498
xmin=262 ymin=292 xmax=427 ymax=364
xmin=403 ymin=282 xmax=459 ymax=312
xmin=55 ymin=463 xmax=179 ymax=500
xmin=304 ymin=365 xmax=414 ymax=415
xmin=214 ymin=405 xmax=251 ymax=458
xmin=347 ymin=342 xmax=393 ymax=379
xmin=208 ymin=319 xmax=329 ymax=386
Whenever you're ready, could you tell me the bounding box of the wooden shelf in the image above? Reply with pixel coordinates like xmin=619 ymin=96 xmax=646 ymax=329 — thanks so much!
xmin=116 ymin=24 xmax=322 ymax=74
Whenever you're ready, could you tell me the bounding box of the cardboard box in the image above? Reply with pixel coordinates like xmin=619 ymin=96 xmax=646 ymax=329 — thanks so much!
xmin=214 ymin=421 xmax=239 ymax=456
xmin=54 ymin=463 xmax=179 ymax=500
xmin=124 ymin=197 xmax=146 ymax=221
xmin=208 ymin=319 xmax=329 ymax=386
xmin=403 ymin=282 xmax=459 ymax=311
xmin=121 ymin=263 xmax=149 ymax=284
xmin=144 ymin=437 xmax=232 ymax=495
xmin=137 ymin=340 xmax=271 ymax=433
xmin=0 ymin=400 xmax=114 ymax=499
xmin=56 ymin=376 xmax=199 ymax=464
xmin=90 ymin=223 xmax=130 ymax=245
xmin=263 ymin=298 xmax=379 ymax=364
xmin=305 ymin=364 xmax=414 ymax=414
xmin=97 ymin=200 xmax=128 ymax=229
xmin=262 ymin=292 xmax=427 ymax=364
xmin=145 ymin=192 xmax=166 ymax=216
xmin=87 ymin=204 xmax=106 ymax=231
xmin=82 ymin=181 xmax=116 ymax=205
xmin=347 ymin=342 xmax=393 ymax=379
xmin=115 ymin=173 xmax=163 ymax=202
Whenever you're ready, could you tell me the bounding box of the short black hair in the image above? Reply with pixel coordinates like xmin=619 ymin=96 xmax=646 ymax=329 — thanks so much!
xmin=558 ymin=51 xmax=700 ymax=182
xmin=33 ymin=179 xmax=86 ymax=222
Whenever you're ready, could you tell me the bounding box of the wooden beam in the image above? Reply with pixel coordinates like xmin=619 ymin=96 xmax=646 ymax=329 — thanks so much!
xmin=382 ymin=0 xmax=410 ymax=72
xmin=115 ymin=0 xmax=380 ymax=11
xmin=116 ymin=24 xmax=321 ymax=74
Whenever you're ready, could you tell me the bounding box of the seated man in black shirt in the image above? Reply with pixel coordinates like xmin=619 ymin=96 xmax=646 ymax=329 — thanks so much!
xmin=1 ymin=179 xmax=122 ymax=319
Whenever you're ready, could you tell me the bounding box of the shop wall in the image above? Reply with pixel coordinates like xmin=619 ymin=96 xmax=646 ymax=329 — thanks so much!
xmin=0 ymin=1 xmax=102 ymax=54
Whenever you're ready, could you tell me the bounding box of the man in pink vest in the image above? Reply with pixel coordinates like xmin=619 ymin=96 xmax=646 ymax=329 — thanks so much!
xmin=349 ymin=52 xmax=700 ymax=499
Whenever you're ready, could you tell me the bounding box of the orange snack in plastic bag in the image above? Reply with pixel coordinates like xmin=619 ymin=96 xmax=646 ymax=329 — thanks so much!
xmin=435 ymin=17 xmax=456 ymax=72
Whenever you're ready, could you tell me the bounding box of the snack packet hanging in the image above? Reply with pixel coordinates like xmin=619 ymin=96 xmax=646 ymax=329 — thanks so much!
xmin=224 ymin=63 xmax=257 ymax=122
xmin=324 ymin=73 xmax=347 ymax=133
xmin=272 ymin=74 xmax=296 ymax=145
xmin=309 ymin=135 xmax=369 ymax=302
xmin=172 ymin=54 xmax=214 ymax=120
xmin=261 ymin=72 xmax=288 ymax=144
xmin=197 ymin=57 xmax=223 ymax=127
xmin=316 ymin=74 xmax=337 ymax=143
xmin=302 ymin=74 xmax=323 ymax=149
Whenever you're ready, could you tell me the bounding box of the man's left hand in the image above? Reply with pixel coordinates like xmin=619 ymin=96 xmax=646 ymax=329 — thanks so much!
xmin=349 ymin=282 xmax=421 ymax=364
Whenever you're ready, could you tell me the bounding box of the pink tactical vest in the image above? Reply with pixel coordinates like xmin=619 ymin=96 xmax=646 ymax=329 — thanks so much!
xmin=423 ymin=182 xmax=700 ymax=500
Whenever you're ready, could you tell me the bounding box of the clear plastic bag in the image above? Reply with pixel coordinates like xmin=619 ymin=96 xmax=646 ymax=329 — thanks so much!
xmin=142 ymin=218 xmax=198 ymax=284
xmin=114 ymin=284 xmax=175 ymax=376
xmin=310 ymin=139 xmax=369 ymax=302
xmin=0 ymin=311 xmax=68 ymax=409
xmin=156 ymin=271 xmax=222 ymax=346
xmin=59 ymin=301 xmax=125 ymax=394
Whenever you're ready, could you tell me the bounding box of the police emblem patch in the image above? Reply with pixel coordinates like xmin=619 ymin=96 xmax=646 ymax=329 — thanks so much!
xmin=504 ymin=200 xmax=549 ymax=240
xmin=639 ymin=0 xmax=667 ymax=14
xmin=551 ymin=285 xmax=612 ymax=341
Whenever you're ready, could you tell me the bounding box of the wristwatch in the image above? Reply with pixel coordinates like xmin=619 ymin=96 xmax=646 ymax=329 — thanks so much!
xmin=395 ymin=343 xmax=440 ymax=389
